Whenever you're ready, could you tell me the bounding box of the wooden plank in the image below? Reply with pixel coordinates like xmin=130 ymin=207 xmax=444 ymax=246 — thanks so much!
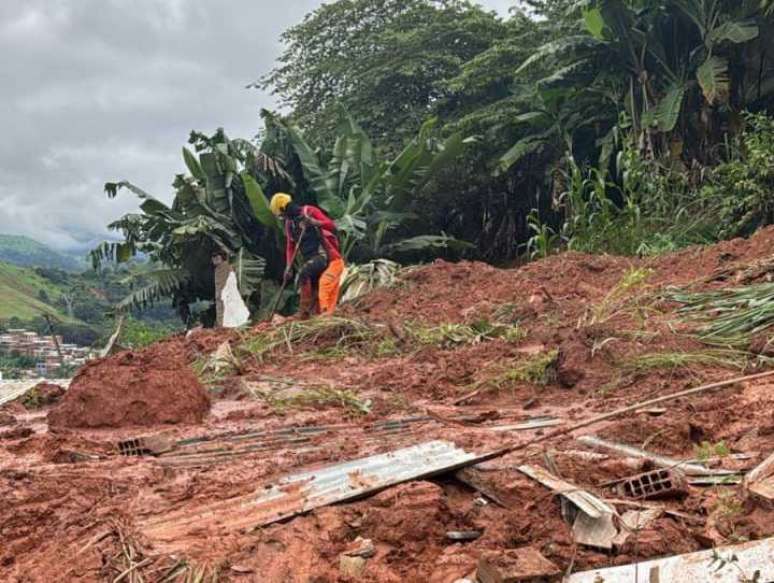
xmin=748 ymin=475 xmax=774 ymax=503
xmin=745 ymin=451 xmax=774 ymax=485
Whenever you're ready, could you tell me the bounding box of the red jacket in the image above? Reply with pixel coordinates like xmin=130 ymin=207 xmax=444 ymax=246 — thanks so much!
xmin=284 ymin=205 xmax=342 ymax=265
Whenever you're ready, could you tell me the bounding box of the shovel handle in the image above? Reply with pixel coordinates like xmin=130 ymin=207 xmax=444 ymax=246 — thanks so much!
xmin=266 ymin=224 xmax=307 ymax=321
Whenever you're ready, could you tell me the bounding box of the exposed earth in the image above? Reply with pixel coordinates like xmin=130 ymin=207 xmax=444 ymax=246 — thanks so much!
xmin=2 ymin=229 xmax=774 ymax=582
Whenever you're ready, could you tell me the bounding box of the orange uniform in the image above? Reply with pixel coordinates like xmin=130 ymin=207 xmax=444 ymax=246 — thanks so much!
xmin=284 ymin=205 xmax=344 ymax=316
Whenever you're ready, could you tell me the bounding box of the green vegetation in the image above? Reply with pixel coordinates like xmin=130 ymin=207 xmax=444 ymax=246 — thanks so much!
xmin=90 ymin=0 xmax=774 ymax=323
xmin=91 ymin=130 xmax=283 ymax=323
xmin=0 ymin=234 xmax=82 ymax=271
xmin=695 ymin=440 xmax=731 ymax=462
xmin=670 ymin=284 xmax=774 ymax=347
xmin=701 ymin=112 xmax=774 ymax=239
xmin=95 ymin=112 xmax=471 ymax=320
xmin=581 ymin=267 xmax=654 ymax=327
xmin=407 ymin=320 xmax=525 ymax=348
xmin=0 ymin=256 xmax=180 ymax=347
xmin=237 ymin=317 xmax=377 ymax=361
xmin=621 ymin=349 xmax=769 ymax=375
xmin=0 ymin=353 xmax=37 ymax=379
xmin=0 ymin=261 xmax=74 ymax=321
xmin=119 ymin=318 xmax=179 ymax=349
xmin=260 ymin=385 xmax=372 ymax=416
xmin=467 ymin=349 xmax=560 ymax=395
xmin=257 ymin=0 xmax=774 ymax=263
xmin=340 ymin=259 xmax=401 ymax=304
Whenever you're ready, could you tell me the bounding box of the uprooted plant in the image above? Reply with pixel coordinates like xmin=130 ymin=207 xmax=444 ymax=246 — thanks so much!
xmin=463 ymin=349 xmax=559 ymax=398
xmin=192 ymin=341 xmax=244 ymax=391
xmin=620 ymin=348 xmax=773 ymax=376
xmin=406 ymin=319 xmax=525 ymax=348
xmin=94 ymin=523 xmax=221 ymax=583
xmin=669 ymin=283 xmax=774 ymax=348
xmin=579 ymin=267 xmax=655 ymax=328
xmin=237 ymin=317 xmax=378 ymax=361
xmin=244 ymin=378 xmax=372 ymax=415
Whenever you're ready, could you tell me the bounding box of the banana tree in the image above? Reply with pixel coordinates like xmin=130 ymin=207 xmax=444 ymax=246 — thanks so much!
xmin=92 ymin=130 xmax=285 ymax=324
xmin=265 ymin=110 xmax=472 ymax=260
xmin=579 ymin=0 xmax=761 ymax=156
xmin=518 ymin=0 xmax=764 ymax=166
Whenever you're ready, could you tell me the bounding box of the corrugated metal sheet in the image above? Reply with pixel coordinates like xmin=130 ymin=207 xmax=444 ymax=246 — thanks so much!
xmin=141 ymin=440 xmax=493 ymax=539
xmin=566 ymin=537 xmax=774 ymax=583
xmin=154 ymin=416 xmax=557 ymax=468
xmin=248 ymin=439 xmax=489 ymax=525
xmin=0 ymin=379 xmax=70 ymax=406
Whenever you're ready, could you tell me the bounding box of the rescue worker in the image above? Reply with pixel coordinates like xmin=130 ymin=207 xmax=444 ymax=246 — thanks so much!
xmin=269 ymin=193 xmax=344 ymax=318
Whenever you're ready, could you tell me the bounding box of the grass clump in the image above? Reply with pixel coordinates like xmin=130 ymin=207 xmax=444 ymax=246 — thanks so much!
xmin=670 ymin=283 xmax=774 ymax=347
xmin=581 ymin=267 xmax=654 ymax=326
xmin=190 ymin=357 xmax=230 ymax=391
xmin=238 ymin=317 xmax=376 ymax=361
xmin=262 ymin=386 xmax=372 ymax=415
xmin=159 ymin=560 xmax=221 ymax=583
xmin=191 ymin=342 xmax=242 ymax=391
xmin=466 ymin=349 xmax=559 ymax=395
xmin=620 ymin=348 xmax=770 ymax=374
xmin=408 ymin=319 xmax=525 ymax=348
xmin=694 ymin=440 xmax=730 ymax=463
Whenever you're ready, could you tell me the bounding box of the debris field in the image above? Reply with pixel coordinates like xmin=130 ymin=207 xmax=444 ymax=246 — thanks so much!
xmin=2 ymin=228 xmax=774 ymax=582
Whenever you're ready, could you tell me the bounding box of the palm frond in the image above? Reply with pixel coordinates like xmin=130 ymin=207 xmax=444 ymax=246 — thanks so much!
xmin=697 ymin=55 xmax=730 ymax=104
xmin=116 ymin=268 xmax=190 ymax=313
xmin=340 ymin=259 xmax=401 ymax=303
xmin=385 ymin=234 xmax=475 ymax=255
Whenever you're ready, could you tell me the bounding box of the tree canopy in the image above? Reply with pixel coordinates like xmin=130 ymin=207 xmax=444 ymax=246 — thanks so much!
xmin=97 ymin=0 xmax=774 ymax=323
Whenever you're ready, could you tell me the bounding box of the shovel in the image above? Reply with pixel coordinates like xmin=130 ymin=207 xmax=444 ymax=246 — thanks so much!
xmin=265 ymin=223 xmax=306 ymax=321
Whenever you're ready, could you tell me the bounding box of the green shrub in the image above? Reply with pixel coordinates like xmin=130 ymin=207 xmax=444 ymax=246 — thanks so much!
xmin=701 ymin=112 xmax=774 ymax=238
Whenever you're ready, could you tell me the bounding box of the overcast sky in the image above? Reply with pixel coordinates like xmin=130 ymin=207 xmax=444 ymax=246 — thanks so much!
xmin=0 ymin=0 xmax=515 ymax=252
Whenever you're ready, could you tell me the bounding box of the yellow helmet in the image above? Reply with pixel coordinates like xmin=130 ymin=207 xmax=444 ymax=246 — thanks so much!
xmin=269 ymin=192 xmax=292 ymax=216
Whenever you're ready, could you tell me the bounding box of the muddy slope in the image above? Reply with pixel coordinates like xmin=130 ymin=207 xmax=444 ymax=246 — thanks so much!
xmin=3 ymin=228 xmax=774 ymax=582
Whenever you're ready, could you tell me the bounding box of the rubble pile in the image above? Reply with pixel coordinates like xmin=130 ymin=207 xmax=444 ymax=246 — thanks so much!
xmin=2 ymin=228 xmax=774 ymax=581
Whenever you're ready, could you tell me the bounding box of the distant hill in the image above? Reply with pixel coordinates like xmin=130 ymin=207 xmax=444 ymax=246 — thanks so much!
xmin=0 ymin=234 xmax=84 ymax=271
xmin=0 ymin=258 xmax=180 ymax=346
xmin=0 ymin=261 xmax=76 ymax=321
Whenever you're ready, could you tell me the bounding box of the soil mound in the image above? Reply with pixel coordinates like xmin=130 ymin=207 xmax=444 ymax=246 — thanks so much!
xmin=48 ymin=343 xmax=210 ymax=429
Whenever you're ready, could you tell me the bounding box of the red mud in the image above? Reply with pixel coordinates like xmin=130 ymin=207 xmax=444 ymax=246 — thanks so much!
xmin=47 ymin=343 xmax=210 ymax=429
xmin=3 ymin=228 xmax=774 ymax=582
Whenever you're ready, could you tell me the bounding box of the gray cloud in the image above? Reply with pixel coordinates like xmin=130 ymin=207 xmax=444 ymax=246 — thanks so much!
xmin=0 ymin=0 xmax=512 ymax=252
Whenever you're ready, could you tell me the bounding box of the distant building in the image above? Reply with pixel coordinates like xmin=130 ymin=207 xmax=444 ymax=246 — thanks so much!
xmin=0 ymin=328 xmax=95 ymax=377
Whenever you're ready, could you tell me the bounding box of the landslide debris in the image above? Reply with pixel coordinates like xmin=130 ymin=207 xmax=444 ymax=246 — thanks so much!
xmin=48 ymin=341 xmax=210 ymax=429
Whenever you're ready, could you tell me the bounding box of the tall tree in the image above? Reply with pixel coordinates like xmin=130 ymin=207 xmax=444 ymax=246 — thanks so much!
xmin=258 ymin=0 xmax=505 ymax=152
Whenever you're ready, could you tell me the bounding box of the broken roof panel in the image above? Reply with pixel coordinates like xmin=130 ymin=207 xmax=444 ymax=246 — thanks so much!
xmin=141 ymin=440 xmax=493 ymax=540
xmin=248 ymin=440 xmax=489 ymax=526
xmin=566 ymin=536 xmax=774 ymax=583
